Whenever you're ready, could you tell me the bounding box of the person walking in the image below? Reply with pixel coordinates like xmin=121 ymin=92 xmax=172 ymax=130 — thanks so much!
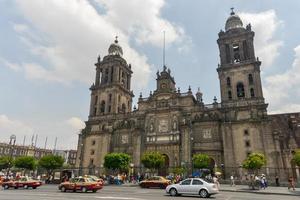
xmin=213 ymin=176 xmax=220 ymax=190
xmin=230 ymin=175 xmax=235 ymax=186
xmin=275 ymin=175 xmax=280 ymax=186
xmin=288 ymin=176 xmax=295 ymax=191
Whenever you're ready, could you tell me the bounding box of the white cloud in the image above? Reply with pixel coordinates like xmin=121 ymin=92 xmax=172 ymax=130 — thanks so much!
xmin=96 ymin=0 xmax=184 ymax=47
xmin=66 ymin=117 xmax=86 ymax=130
xmin=264 ymin=45 xmax=300 ymax=113
xmin=240 ymin=10 xmax=283 ymax=69
xmin=0 ymin=114 xmax=34 ymax=143
xmin=10 ymin=0 xmax=186 ymax=90
xmin=0 ymin=57 xmax=22 ymax=72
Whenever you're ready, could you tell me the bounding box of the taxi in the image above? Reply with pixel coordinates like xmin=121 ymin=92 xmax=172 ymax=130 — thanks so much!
xmin=58 ymin=177 xmax=103 ymax=193
xmin=139 ymin=176 xmax=171 ymax=189
xmin=2 ymin=177 xmax=42 ymax=189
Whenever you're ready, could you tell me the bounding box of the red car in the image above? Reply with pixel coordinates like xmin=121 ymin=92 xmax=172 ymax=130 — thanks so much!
xmin=58 ymin=177 xmax=103 ymax=193
xmin=2 ymin=177 xmax=42 ymax=189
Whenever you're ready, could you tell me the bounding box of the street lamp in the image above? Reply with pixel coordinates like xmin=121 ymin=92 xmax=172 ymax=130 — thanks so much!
xmin=7 ymin=134 xmax=16 ymax=177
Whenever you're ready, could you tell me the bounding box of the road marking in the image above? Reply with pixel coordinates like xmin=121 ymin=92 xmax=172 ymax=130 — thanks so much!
xmin=95 ymin=197 xmax=145 ymax=200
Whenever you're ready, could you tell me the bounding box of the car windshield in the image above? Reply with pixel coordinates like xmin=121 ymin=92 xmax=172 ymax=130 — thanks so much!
xmin=85 ymin=178 xmax=94 ymax=182
xmin=88 ymin=176 xmax=98 ymax=180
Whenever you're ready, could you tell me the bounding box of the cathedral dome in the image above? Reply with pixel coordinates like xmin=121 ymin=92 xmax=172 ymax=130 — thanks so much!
xmin=108 ymin=37 xmax=123 ymax=56
xmin=225 ymin=10 xmax=243 ymax=31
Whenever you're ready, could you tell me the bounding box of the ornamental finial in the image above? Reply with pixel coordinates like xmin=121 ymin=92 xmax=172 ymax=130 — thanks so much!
xmin=230 ymin=7 xmax=235 ymax=15
xmin=115 ymin=36 xmax=118 ymax=43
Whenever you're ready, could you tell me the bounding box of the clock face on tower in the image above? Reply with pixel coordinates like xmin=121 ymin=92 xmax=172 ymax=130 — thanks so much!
xmin=161 ymin=83 xmax=167 ymax=89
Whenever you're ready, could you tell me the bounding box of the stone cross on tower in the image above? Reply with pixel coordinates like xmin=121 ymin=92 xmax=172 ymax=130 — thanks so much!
xmin=230 ymin=7 xmax=235 ymax=15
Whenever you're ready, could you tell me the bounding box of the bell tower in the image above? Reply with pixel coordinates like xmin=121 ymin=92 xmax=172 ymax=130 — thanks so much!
xmin=217 ymin=9 xmax=265 ymax=106
xmin=89 ymin=37 xmax=134 ymax=117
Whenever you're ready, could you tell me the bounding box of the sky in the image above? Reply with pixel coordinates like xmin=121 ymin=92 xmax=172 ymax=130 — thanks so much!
xmin=1 ymin=0 xmax=300 ymax=150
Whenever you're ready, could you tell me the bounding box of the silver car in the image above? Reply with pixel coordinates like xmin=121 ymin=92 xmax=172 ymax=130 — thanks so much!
xmin=166 ymin=178 xmax=219 ymax=198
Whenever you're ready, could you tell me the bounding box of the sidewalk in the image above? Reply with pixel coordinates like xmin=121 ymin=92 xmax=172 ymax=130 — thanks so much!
xmin=220 ymin=184 xmax=300 ymax=196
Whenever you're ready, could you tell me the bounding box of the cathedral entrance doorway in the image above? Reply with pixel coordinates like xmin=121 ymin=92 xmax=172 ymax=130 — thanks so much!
xmin=158 ymin=154 xmax=169 ymax=176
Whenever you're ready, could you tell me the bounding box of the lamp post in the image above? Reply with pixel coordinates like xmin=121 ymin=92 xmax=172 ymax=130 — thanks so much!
xmin=6 ymin=134 xmax=16 ymax=177
xmin=129 ymin=163 xmax=134 ymax=181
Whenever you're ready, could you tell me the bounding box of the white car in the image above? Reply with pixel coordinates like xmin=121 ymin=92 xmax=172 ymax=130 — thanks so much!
xmin=166 ymin=178 xmax=219 ymax=198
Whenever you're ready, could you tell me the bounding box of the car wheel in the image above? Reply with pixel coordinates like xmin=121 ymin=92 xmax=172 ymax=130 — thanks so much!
xmin=23 ymin=185 xmax=28 ymax=189
xmin=169 ymin=188 xmax=178 ymax=196
xmin=92 ymin=189 xmax=97 ymax=193
xmin=61 ymin=186 xmax=66 ymax=192
xmin=199 ymin=189 xmax=209 ymax=198
xmin=14 ymin=186 xmax=18 ymax=189
xmin=81 ymin=187 xmax=87 ymax=193
xmin=3 ymin=185 xmax=9 ymax=189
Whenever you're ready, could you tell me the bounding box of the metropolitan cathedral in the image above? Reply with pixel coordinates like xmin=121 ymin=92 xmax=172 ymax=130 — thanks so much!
xmin=76 ymin=10 xmax=300 ymax=179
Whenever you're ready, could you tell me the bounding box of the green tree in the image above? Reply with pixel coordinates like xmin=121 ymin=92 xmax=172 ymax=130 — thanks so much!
xmin=242 ymin=152 xmax=266 ymax=171
xmin=171 ymin=167 xmax=187 ymax=175
xmin=292 ymin=149 xmax=300 ymax=166
xmin=193 ymin=153 xmax=210 ymax=169
xmin=141 ymin=151 xmax=165 ymax=172
xmin=103 ymin=153 xmax=131 ymax=172
xmin=14 ymin=156 xmax=36 ymax=172
xmin=0 ymin=156 xmax=13 ymax=170
xmin=38 ymin=155 xmax=64 ymax=176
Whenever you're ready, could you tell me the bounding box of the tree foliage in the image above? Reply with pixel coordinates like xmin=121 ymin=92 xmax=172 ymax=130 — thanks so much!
xmin=292 ymin=149 xmax=300 ymax=166
xmin=171 ymin=167 xmax=187 ymax=175
xmin=0 ymin=156 xmax=13 ymax=170
xmin=242 ymin=153 xmax=266 ymax=170
xmin=193 ymin=153 xmax=210 ymax=169
xmin=14 ymin=156 xmax=36 ymax=171
xmin=103 ymin=153 xmax=131 ymax=171
xmin=141 ymin=151 xmax=165 ymax=170
xmin=38 ymin=155 xmax=64 ymax=174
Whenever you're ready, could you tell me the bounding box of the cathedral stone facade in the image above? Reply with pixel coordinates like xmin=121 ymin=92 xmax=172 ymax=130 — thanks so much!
xmin=76 ymin=11 xmax=300 ymax=179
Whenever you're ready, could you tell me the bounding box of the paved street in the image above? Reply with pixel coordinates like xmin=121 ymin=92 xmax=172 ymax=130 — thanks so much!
xmin=0 ymin=185 xmax=299 ymax=200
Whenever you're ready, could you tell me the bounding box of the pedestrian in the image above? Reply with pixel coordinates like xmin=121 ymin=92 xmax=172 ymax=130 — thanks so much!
xmin=275 ymin=175 xmax=279 ymax=186
xmin=260 ymin=175 xmax=267 ymax=189
xmin=288 ymin=176 xmax=295 ymax=191
xmin=213 ymin=176 xmax=220 ymax=190
xmin=230 ymin=175 xmax=235 ymax=186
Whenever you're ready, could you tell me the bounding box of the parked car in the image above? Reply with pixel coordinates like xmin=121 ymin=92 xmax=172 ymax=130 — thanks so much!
xmin=166 ymin=178 xmax=219 ymax=198
xmin=58 ymin=177 xmax=103 ymax=193
xmin=2 ymin=177 xmax=42 ymax=189
xmin=139 ymin=176 xmax=171 ymax=189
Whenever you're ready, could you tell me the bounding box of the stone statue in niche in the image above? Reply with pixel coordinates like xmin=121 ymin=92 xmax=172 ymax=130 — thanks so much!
xmin=172 ymin=117 xmax=177 ymax=130
xmin=149 ymin=123 xmax=154 ymax=132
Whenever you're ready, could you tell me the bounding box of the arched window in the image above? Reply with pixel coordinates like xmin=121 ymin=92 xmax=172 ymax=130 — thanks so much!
xmin=121 ymin=103 xmax=126 ymax=113
xmin=94 ymin=95 xmax=98 ymax=105
xmin=226 ymin=77 xmax=231 ymax=87
xmin=248 ymin=74 xmax=254 ymax=85
xmin=225 ymin=44 xmax=231 ymax=63
xmin=236 ymin=82 xmax=245 ymax=98
xmin=228 ymin=91 xmax=232 ymax=100
xmin=100 ymin=100 xmax=105 ymax=113
xmin=250 ymin=88 xmax=255 ymax=98
xmin=233 ymin=44 xmax=240 ymax=63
